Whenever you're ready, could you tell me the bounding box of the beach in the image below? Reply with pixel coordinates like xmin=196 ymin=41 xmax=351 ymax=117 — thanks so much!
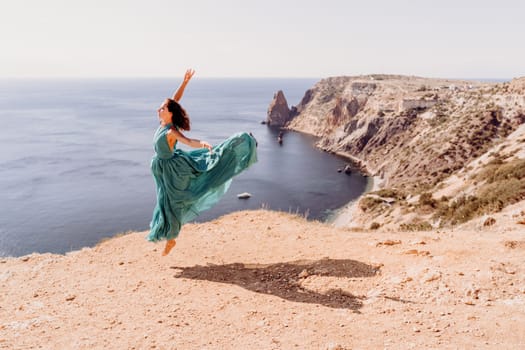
xmin=328 ymin=150 xmax=381 ymax=228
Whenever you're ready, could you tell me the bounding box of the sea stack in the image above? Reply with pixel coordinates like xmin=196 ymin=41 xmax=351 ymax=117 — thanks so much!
xmin=267 ymin=90 xmax=292 ymax=126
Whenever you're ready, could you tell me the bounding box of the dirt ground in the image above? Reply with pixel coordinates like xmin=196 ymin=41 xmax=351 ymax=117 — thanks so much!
xmin=1 ymin=204 xmax=525 ymax=349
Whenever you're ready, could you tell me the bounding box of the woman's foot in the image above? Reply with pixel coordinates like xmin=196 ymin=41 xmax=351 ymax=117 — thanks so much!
xmin=162 ymin=239 xmax=176 ymax=256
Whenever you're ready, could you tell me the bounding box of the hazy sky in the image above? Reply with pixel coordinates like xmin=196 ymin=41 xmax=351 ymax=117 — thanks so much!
xmin=1 ymin=0 xmax=523 ymax=79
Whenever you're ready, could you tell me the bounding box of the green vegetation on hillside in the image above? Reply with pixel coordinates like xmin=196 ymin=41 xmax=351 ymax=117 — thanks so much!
xmin=435 ymin=158 xmax=525 ymax=225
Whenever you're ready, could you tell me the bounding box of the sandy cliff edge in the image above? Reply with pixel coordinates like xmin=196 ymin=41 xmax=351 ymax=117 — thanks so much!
xmin=1 ymin=208 xmax=524 ymax=349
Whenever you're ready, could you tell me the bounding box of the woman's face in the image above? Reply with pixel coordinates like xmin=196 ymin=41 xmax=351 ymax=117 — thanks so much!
xmin=157 ymin=100 xmax=172 ymax=124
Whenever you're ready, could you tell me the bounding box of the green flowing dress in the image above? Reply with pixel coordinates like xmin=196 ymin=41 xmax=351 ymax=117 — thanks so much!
xmin=147 ymin=123 xmax=257 ymax=242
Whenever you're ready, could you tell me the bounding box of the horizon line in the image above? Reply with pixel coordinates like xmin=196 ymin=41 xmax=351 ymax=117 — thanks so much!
xmin=0 ymin=75 xmax=517 ymax=82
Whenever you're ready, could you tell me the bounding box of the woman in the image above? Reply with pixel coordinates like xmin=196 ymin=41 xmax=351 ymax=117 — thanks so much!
xmin=148 ymin=69 xmax=258 ymax=256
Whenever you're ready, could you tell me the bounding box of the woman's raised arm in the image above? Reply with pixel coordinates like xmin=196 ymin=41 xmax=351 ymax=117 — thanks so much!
xmin=172 ymin=69 xmax=195 ymax=102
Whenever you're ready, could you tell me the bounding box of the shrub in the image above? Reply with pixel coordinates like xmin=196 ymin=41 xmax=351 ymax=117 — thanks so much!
xmin=478 ymin=177 xmax=525 ymax=212
xmin=434 ymin=195 xmax=481 ymax=225
xmin=400 ymin=221 xmax=433 ymax=231
xmin=476 ymin=158 xmax=525 ymax=183
xmin=371 ymin=188 xmax=406 ymax=200
xmin=419 ymin=192 xmax=438 ymax=208
xmin=359 ymin=197 xmax=384 ymax=212
xmin=436 ymin=159 xmax=525 ymax=225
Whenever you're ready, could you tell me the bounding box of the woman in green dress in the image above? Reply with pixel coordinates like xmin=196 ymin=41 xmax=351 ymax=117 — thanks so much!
xmin=148 ymin=69 xmax=257 ymax=255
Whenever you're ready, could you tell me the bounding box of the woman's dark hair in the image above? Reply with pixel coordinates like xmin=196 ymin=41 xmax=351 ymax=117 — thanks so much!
xmin=166 ymin=98 xmax=191 ymax=131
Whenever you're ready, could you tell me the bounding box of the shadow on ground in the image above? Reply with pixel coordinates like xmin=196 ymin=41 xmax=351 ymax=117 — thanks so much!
xmin=171 ymin=258 xmax=380 ymax=310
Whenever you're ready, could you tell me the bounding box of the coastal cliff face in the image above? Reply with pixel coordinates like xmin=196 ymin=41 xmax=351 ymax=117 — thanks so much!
xmin=284 ymin=75 xmax=525 ymax=229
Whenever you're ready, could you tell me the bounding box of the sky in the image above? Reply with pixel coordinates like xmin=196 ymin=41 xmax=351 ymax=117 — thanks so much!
xmin=1 ymin=0 xmax=523 ymax=79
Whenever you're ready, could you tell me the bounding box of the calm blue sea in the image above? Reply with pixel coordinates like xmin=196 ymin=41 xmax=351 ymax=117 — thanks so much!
xmin=0 ymin=78 xmax=369 ymax=257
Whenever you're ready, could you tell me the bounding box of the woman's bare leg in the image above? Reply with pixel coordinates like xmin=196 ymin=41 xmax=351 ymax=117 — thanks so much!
xmin=162 ymin=239 xmax=176 ymax=256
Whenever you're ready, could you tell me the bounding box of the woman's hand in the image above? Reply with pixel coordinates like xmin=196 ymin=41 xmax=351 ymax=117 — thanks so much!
xmin=183 ymin=69 xmax=195 ymax=83
xmin=173 ymin=69 xmax=196 ymax=102
xmin=200 ymin=140 xmax=212 ymax=152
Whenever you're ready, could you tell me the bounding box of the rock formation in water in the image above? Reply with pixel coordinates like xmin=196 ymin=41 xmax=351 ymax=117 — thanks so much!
xmin=267 ymin=90 xmax=293 ymax=126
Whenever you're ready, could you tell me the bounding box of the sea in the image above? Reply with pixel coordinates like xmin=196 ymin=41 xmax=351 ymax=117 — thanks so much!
xmin=0 ymin=78 xmax=369 ymax=257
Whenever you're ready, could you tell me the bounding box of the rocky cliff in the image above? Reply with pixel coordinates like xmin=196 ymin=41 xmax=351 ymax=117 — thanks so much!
xmin=266 ymin=90 xmax=293 ymax=126
xmin=281 ymin=75 xmax=525 ymax=229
